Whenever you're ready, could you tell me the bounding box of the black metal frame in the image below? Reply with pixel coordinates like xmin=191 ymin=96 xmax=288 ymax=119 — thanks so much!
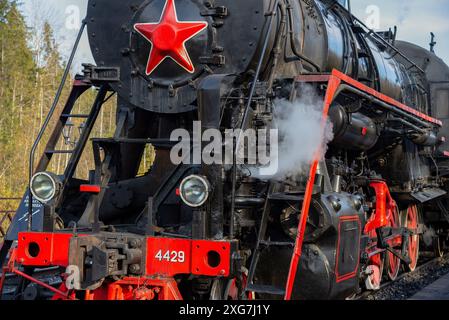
xmin=27 ymin=19 xmax=88 ymax=231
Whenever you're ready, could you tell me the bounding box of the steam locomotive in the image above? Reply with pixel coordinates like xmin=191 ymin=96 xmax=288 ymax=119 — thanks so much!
xmin=1 ymin=0 xmax=449 ymax=300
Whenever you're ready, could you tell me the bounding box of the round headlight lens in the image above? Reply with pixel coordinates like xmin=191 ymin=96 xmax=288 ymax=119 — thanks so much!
xmin=30 ymin=172 xmax=59 ymax=203
xmin=179 ymin=175 xmax=210 ymax=207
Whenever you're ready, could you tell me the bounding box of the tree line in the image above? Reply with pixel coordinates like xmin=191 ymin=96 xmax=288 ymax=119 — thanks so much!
xmin=0 ymin=0 xmax=119 ymax=235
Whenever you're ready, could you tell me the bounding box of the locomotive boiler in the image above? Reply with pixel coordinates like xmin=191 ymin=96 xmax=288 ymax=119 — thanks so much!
xmin=1 ymin=0 xmax=449 ymax=300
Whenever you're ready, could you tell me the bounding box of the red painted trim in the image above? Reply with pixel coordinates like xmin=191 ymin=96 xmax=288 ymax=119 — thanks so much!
xmin=73 ymin=79 xmax=90 ymax=87
xmin=0 ymin=266 xmax=7 ymax=297
xmin=332 ymin=69 xmax=442 ymax=126
xmin=335 ymin=216 xmax=361 ymax=283
xmin=51 ymin=283 xmax=77 ymax=300
xmin=145 ymin=237 xmax=231 ymax=277
xmin=284 ymin=75 xmax=342 ymax=300
xmin=80 ymin=185 xmax=101 ymax=194
xmin=16 ymin=232 xmax=76 ymax=267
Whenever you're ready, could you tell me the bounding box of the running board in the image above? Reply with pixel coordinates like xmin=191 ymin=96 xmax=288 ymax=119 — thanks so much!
xmin=411 ymin=188 xmax=446 ymax=203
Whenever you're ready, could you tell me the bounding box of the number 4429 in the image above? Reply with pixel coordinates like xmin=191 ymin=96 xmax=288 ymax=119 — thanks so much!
xmin=155 ymin=250 xmax=185 ymax=263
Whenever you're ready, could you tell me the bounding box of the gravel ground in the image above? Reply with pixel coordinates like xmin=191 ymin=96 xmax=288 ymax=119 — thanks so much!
xmin=364 ymin=254 xmax=449 ymax=300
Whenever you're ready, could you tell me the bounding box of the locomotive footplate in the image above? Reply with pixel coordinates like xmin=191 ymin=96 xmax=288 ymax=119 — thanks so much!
xmin=11 ymin=231 xmax=237 ymax=292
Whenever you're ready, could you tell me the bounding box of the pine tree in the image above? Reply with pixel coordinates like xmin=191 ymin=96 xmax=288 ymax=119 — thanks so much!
xmin=0 ymin=1 xmax=119 ymax=238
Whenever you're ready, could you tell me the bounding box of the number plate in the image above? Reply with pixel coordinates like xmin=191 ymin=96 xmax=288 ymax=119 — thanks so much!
xmin=145 ymin=237 xmax=232 ymax=277
xmin=146 ymin=238 xmax=191 ymax=276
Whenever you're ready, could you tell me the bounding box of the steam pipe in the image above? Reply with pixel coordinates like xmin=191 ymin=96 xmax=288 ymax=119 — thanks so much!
xmin=347 ymin=14 xmax=425 ymax=75
xmin=231 ymin=0 xmax=280 ymax=238
xmin=237 ymin=0 xmax=280 ymax=140
xmin=27 ymin=19 xmax=87 ymax=231
xmin=267 ymin=1 xmax=288 ymax=89
xmin=387 ymin=117 xmax=427 ymax=133
xmin=336 ymin=84 xmax=433 ymax=129
xmin=284 ymin=0 xmax=321 ymax=72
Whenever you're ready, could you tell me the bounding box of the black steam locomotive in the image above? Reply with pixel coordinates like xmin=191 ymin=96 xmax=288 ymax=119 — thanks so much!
xmin=1 ymin=0 xmax=449 ymax=300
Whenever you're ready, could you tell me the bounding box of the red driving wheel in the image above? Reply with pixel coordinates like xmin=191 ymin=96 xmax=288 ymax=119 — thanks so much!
xmin=366 ymin=251 xmax=384 ymax=290
xmin=366 ymin=215 xmax=384 ymax=290
xmin=385 ymin=205 xmax=401 ymax=281
xmin=403 ymin=205 xmax=420 ymax=271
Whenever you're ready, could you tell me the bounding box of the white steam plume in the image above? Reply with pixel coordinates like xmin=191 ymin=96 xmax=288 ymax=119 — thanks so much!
xmin=254 ymin=85 xmax=334 ymax=180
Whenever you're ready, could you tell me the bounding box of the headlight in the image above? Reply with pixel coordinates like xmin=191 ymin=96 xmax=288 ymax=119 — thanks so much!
xmin=30 ymin=172 xmax=61 ymax=203
xmin=179 ymin=175 xmax=210 ymax=207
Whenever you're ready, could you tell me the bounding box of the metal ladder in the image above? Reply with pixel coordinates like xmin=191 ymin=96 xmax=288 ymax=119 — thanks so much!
xmin=244 ymin=185 xmax=305 ymax=297
xmin=35 ymin=81 xmax=111 ymax=182
xmin=35 ymin=79 xmax=91 ymax=173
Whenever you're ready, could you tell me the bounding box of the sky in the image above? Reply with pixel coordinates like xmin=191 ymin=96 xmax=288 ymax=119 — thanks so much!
xmin=20 ymin=0 xmax=449 ymax=72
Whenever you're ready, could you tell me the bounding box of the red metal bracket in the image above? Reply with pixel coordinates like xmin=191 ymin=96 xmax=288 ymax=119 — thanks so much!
xmin=84 ymin=277 xmax=183 ymax=300
xmin=80 ymin=185 xmax=101 ymax=194
xmin=365 ymin=180 xmax=396 ymax=233
xmin=16 ymin=232 xmax=75 ymax=267
xmin=146 ymin=237 xmax=232 ymax=277
xmin=0 ymin=265 xmax=7 ymax=297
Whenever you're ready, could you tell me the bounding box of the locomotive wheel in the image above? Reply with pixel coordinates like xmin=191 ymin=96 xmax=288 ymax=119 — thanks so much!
xmin=401 ymin=205 xmax=420 ymax=271
xmin=366 ymin=213 xmax=385 ymax=290
xmin=210 ymin=279 xmax=242 ymax=300
xmin=210 ymin=269 xmax=253 ymax=300
xmin=366 ymin=228 xmax=384 ymax=290
xmin=365 ymin=258 xmax=384 ymax=290
xmin=385 ymin=206 xmax=401 ymax=281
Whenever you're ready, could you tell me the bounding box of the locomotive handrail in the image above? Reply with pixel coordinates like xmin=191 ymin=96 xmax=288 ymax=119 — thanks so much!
xmin=27 ymin=19 xmax=87 ymax=231
xmin=335 ymin=70 xmax=441 ymax=127
xmin=338 ymin=84 xmax=434 ymax=129
xmin=349 ymin=15 xmax=425 ymax=75
xmin=295 ymin=70 xmax=442 ymax=128
xmin=330 ymin=0 xmax=425 ymax=75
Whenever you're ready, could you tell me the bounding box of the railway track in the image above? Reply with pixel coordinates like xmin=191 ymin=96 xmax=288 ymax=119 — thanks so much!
xmin=355 ymin=253 xmax=449 ymax=300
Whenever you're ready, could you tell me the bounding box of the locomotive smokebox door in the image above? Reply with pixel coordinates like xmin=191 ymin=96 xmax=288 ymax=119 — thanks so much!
xmin=130 ymin=0 xmax=209 ymax=82
xmin=86 ymin=0 xmax=267 ymax=113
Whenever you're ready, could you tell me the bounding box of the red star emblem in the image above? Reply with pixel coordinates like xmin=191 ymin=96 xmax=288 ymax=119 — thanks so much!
xmin=134 ymin=0 xmax=208 ymax=75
